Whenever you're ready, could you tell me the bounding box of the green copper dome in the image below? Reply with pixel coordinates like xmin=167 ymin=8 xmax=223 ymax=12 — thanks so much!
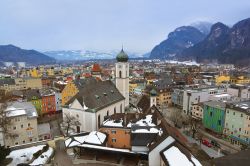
xmin=150 ymin=89 xmax=157 ymax=96
xmin=116 ymin=49 xmax=129 ymax=62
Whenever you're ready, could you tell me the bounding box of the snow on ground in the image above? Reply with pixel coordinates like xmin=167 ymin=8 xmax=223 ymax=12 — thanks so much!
xmin=163 ymin=146 xmax=193 ymax=166
xmin=30 ymin=147 xmax=54 ymax=166
xmin=7 ymin=145 xmax=45 ymax=166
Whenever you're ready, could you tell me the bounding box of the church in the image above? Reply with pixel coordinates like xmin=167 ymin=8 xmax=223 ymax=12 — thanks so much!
xmin=62 ymin=49 xmax=130 ymax=133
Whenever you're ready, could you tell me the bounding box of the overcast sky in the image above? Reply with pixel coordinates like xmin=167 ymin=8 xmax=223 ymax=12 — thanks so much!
xmin=0 ymin=0 xmax=250 ymax=53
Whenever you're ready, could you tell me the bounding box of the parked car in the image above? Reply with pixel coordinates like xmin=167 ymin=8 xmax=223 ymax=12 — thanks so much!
xmin=211 ymin=140 xmax=221 ymax=148
xmin=202 ymin=139 xmax=212 ymax=147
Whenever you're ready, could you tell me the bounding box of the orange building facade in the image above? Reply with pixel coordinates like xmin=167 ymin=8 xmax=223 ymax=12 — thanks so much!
xmin=42 ymin=94 xmax=56 ymax=114
xmin=99 ymin=127 xmax=131 ymax=149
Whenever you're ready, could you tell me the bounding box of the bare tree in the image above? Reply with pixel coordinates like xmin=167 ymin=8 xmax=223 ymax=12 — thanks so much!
xmin=61 ymin=113 xmax=81 ymax=136
xmin=196 ymin=132 xmax=204 ymax=146
xmin=169 ymin=108 xmax=183 ymax=128
xmin=182 ymin=115 xmax=200 ymax=138
xmin=0 ymin=103 xmax=11 ymax=134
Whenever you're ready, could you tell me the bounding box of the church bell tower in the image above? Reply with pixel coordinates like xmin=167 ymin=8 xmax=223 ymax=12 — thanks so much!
xmin=115 ymin=48 xmax=129 ymax=107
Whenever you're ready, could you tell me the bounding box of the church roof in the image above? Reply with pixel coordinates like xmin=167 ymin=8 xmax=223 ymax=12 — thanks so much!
xmin=116 ymin=49 xmax=129 ymax=62
xmin=65 ymin=80 xmax=125 ymax=112
xmin=92 ymin=63 xmax=102 ymax=72
xmin=73 ymin=77 xmax=97 ymax=89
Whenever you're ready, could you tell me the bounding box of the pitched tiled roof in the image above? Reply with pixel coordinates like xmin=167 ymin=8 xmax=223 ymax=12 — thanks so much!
xmin=73 ymin=77 xmax=97 ymax=89
xmin=66 ymin=80 xmax=125 ymax=112
xmin=25 ymin=89 xmax=42 ymax=100
xmin=137 ymin=95 xmax=150 ymax=113
xmin=212 ymin=149 xmax=250 ymax=166
xmin=92 ymin=63 xmax=102 ymax=72
xmin=0 ymin=78 xmax=15 ymax=86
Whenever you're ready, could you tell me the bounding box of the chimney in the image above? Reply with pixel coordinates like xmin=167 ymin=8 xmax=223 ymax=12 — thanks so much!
xmin=135 ymin=113 xmax=139 ymax=119
xmin=123 ymin=114 xmax=127 ymax=126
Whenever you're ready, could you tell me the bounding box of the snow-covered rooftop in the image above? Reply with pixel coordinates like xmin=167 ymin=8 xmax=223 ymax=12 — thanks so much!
xmin=163 ymin=146 xmax=193 ymax=166
xmin=5 ymin=101 xmax=38 ymax=118
xmin=65 ymin=131 xmax=107 ymax=147
xmin=85 ymin=131 xmax=106 ymax=145
xmin=7 ymin=145 xmax=45 ymax=166
xmin=103 ymin=118 xmax=123 ymax=127
xmin=127 ymin=115 xmax=156 ymax=128
xmin=30 ymin=147 xmax=53 ymax=166
xmin=6 ymin=109 xmax=26 ymax=117
xmin=163 ymin=146 xmax=202 ymax=166
xmin=132 ymin=127 xmax=159 ymax=134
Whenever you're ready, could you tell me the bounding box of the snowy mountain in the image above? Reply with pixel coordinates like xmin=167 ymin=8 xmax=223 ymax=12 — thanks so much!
xmin=44 ymin=50 xmax=145 ymax=60
xmin=190 ymin=21 xmax=213 ymax=35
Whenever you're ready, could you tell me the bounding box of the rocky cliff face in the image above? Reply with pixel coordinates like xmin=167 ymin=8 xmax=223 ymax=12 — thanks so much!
xmin=180 ymin=18 xmax=250 ymax=65
xmin=150 ymin=26 xmax=206 ymax=59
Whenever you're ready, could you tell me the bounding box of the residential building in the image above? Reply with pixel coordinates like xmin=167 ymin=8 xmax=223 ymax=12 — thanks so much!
xmin=54 ymin=90 xmax=62 ymax=111
xmin=184 ymin=87 xmax=226 ymax=115
xmin=25 ymin=89 xmax=42 ymax=115
xmin=224 ymin=101 xmax=250 ymax=146
xmin=190 ymin=103 xmax=203 ymax=120
xmin=215 ymin=75 xmax=230 ymax=85
xmin=203 ymin=101 xmax=226 ymax=134
xmin=4 ymin=102 xmax=39 ymax=147
xmin=227 ymin=84 xmax=250 ymax=99
xmin=40 ymin=89 xmax=56 ymax=114
xmin=209 ymin=93 xmax=232 ymax=101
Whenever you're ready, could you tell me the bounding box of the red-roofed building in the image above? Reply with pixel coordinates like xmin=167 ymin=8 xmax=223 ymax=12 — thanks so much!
xmin=91 ymin=63 xmax=102 ymax=80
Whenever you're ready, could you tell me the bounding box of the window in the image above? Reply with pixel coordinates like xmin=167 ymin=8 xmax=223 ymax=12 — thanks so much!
xmin=210 ymin=112 xmax=213 ymax=117
xmin=119 ymin=71 xmax=122 ymax=78
xmin=23 ymin=140 xmax=25 ymax=144
xmin=15 ymin=142 xmax=18 ymax=145
xmin=27 ymin=130 xmax=33 ymax=137
xmin=239 ymin=128 xmax=241 ymax=131
xmin=233 ymin=112 xmax=235 ymax=115
xmin=111 ymin=130 xmax=116 ymax=134
xmin=114 ymin=107 xmax=116 ymax=114
xmin=13 ymin=126 xmax=16 ymax=130
xmin=218 ymin=120 xmax=221 ymax=126
xmin=21 ymin=124 xmax=23 ymax=128
xmin=107 ymin=111 xmax=109 ymax=116
xmin=112 ymin=138 xmax=116 ymax=143
xmin=241 ymin=114 xmax=243 ymax=117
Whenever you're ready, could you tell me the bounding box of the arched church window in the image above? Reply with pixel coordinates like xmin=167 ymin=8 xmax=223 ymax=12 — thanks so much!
xmin=119 ymin=71 xmax=122 ymax=78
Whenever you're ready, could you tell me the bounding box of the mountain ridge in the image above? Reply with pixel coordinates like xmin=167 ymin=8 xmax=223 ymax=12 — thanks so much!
xmin=0 ymin=45 xmax=55 ymax=65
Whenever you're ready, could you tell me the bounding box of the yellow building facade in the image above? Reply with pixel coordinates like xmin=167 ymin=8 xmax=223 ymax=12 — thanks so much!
xmin=61 ymin=81 xmax=79 ymax=106
xmin=215 ymin=75 xmax=230 ymax=85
